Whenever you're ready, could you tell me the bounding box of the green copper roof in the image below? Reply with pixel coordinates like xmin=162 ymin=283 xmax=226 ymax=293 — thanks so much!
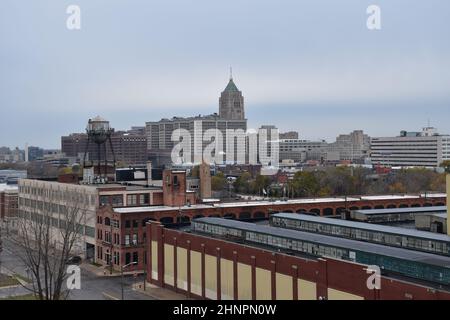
xmin=224 ymin=78 xmax=239 ymax=92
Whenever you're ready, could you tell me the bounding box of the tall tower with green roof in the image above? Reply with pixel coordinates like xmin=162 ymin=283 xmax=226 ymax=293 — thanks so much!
xmin=219 ymin=70 xmax=245 ymax=120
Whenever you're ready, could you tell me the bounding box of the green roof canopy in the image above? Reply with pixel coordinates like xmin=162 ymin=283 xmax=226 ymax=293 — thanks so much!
xmin=224 ymin=78 xmax=239 ymax=92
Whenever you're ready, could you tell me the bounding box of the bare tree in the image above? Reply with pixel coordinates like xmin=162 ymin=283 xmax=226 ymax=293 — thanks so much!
xmin=12 ymin=199 xmax=87 ymax=300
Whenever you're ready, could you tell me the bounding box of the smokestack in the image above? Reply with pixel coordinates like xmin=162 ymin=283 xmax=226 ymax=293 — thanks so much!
xmin=447 ymin=174 xmax=450 ymax=236
xmin=146 ymin=161 xmax=153 ymax=186
xmin=199 ymin=162 xmax=212 ymax=199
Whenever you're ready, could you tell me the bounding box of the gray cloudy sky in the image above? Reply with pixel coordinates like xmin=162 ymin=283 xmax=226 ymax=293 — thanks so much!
xmin=1 ymin=0 xmax=449 ymax=148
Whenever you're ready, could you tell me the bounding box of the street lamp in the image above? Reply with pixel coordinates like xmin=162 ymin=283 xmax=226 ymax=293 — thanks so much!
xmin=121 ymin=261 xmax=137 ymax=300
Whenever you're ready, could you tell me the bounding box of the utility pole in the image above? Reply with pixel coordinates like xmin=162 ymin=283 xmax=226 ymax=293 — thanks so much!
xmin=121 ymin=261 xmax=137 ymax=300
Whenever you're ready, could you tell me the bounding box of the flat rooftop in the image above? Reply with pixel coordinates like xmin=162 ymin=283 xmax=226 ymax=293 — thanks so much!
xmin=0 ymin=183 xmax=18 ymax=192
xmin=272 ymin=213 xmax=450 ymax=242
xmin=352 ymin=206 xmax=447 ymax=216
xmin=359 ymin=195 xmax=419 ymax=200
xmin=429 ymin=213 xmax=448 ymax=219
xmin=96 ymin=184 xmax=162 ymax=191
xmin=113 ymin=195 xmax=447 ymax=214
xmin=193 ymin=217 xmax=450 ymax=269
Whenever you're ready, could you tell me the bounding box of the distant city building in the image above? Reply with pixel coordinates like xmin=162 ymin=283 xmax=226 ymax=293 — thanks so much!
xmin=370 ymin=127 xmax=450 ymax=167
xmin=128 ymin=126 xmax=146 ymax=135
xmin=146 ymin=77 xmax=247 ymax=167
xmin=326 ymin=130 xmax=370 ymax=163
xmin=256 ymin=125 xmax=279 ymax=166
xmin=27 ymin=146 xmax=44 ymax=161
xmin=61 ymin=129 xmax=147 ymax=166
xmin=219 ymin=75 xmax=245 ymax=120
xmin=0 ymin=147 xmax=25 ymax=163
xmin=279 ymin=131 xmax=299 ymax=140
xmin=279 ymin=139 xmax=328 ymax=163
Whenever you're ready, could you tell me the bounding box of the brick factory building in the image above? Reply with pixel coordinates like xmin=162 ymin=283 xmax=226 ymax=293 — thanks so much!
xmin=0 ymin=183 xmax=19 ymax=233
xmin=95 ymin=170 xmax=196 ymax=269
xmin=95 ymin=192 xmax=446 ymax=272
xmin=0 ymin=184 xmax=18 ymax=220
xmin=144 ymin=220 xmax=450 ymax=300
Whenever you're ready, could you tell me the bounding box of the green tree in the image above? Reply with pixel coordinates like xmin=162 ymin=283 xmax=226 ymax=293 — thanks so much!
xmin=250 ymin=175 xmax=271 ymax=195
xmin=320 ymin=167 xmax=357 ymax=196
xmin=291 ymin=171 xmax=320 ymax=197
xmin=233 ymin=172 xmax=251 ymax=194
xmin=211 ymin=172 xmax=227 ymax=191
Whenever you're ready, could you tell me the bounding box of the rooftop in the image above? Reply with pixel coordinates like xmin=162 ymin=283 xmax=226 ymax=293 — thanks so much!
xmin=272 ymin=213 xmax=450 ymax=242
xmin=146 ymin=113 xmax=247 ymax=124
xmin=223 ymin=78 xmax=240 ymax=92
xmin=430 ymin=213 xmax=448 ymax=219
xmin=192 ymin=217 xmax=450 ymax=269
xmin=352 ymin=206 xmax=447 ymax=216
xmin=0 ymin=183 xmax=18 ymax=192
xmin=95 ymin=183 xmax=162 ymax=191
xmin=112 ymin=194 xmax=447 ymax=214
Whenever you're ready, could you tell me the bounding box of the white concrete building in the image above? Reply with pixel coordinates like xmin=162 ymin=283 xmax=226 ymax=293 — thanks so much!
xmin=18 ymin=179 xmax=98 ymax=258
xmin=370 ymin=127 xmax=450 ymax=167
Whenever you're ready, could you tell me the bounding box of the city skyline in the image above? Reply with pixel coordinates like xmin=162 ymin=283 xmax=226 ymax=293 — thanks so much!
xmin=1 ymin=0 xmax=450 ymax=148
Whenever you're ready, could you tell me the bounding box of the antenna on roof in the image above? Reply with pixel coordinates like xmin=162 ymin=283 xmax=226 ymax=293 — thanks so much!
xmin=230 ymin=66 xmax=233 ymax=81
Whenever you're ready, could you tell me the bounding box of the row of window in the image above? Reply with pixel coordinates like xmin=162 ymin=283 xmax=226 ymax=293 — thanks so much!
xmin=191 ymin=221 xmax=450 ymax=286
xmin=193 ymin=221 xmax=349 ymax=260
xmin=271 ymin=217 xmax=449 ymax=255
xmin=97 ymin=216 xmax=155 ymax=230
xmin=97 ymin=216 xmax=119 ymax=228
xmin=18 ymin=209 xmax=95 ymax=237
xmin=244 ymin=230 xmax=348 ymax=260
xmin=19 ymin=185 xmax=96 ymax=206
xmin=99 ymin=193 xmax=150 ymax=207
xmin=192 ymin=222 xmax=242 ymax=238
xmin=96 ymin=247 xmax=145 ymax=266
xmin=97 ymin=229 xmax=146 ymax=246
xmin=19 ymin=198 xmax=89 ymax=215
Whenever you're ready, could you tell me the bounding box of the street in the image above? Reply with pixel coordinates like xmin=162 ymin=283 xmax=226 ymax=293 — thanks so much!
xmin=0 ymin=237 xmax=155 ymax=300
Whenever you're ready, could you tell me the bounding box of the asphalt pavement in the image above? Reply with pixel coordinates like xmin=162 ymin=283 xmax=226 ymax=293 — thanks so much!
xmin=0 ymin=237 xmax=154 ymax=300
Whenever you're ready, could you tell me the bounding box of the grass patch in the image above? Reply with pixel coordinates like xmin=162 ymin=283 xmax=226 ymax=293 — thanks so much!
xmin=0 ymin=294 xmax=37 ymax=300
xmin=0 ymin=273 xmax=20 ymax=288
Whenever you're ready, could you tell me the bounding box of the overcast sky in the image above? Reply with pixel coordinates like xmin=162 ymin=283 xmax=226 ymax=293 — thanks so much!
xmin=1 ymin=0 xmax=449 ymax=149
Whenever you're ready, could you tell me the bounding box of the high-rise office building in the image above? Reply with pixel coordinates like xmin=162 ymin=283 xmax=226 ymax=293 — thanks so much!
xmin=327 ymin=130 xmax=370 ymax=162
xmin=146 ymin=76 xmax=248 ymax=166
xmin=27 ymin=146 xmax=44 ymax=161
xmin=219 ymin=75 xmax=245 ymax=120
xmin=370 ymin=127 xmax=450 ymax=167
